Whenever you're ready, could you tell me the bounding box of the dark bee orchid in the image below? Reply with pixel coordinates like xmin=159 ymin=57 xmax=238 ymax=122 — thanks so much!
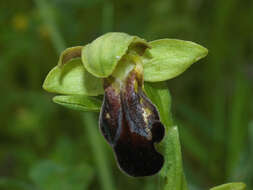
xmin=100 ymin=61 xmax=165 ymax=176
xmin=43 ymin=32 xmax=208 ymax=177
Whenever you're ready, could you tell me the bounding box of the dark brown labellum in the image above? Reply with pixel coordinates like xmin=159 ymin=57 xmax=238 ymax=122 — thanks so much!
xmin=99 ymin=66 xmax=165 ymax=177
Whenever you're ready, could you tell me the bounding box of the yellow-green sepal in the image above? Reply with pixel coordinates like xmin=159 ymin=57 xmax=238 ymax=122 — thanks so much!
xmin=43 ymin=47 xmax=104 ymax=96
xmin=81 ymin=32 xmax=149 ymax=78
xmin=143 ymin=39 xmax=208 ymax=82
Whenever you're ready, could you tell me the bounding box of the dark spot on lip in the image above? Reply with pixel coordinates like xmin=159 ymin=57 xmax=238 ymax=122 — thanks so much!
xmin=99 ymin=68 xmax=165 ymax=177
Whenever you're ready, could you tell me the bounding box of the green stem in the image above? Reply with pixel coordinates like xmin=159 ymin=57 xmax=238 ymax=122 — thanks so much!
xmin=82 ymin=112 xmax=116 ymax=190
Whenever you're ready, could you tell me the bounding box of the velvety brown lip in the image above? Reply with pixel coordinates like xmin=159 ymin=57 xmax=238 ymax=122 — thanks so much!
xmin=99 ymin=68 xmax=165 ymax=177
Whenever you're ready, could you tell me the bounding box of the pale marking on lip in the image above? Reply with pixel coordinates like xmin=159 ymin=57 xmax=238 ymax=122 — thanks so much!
xmin=106 ymin=113 xmax=111 ymax=119
xmin=142 ymin=107 xmax=152 ymax=140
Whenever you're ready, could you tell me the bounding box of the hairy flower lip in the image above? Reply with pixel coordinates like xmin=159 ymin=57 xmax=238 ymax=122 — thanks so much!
xmin=99 ymin=67 xmax=165 ymax=177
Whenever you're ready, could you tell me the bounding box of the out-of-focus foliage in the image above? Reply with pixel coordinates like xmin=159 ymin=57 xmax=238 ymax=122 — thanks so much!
xmin=0 ymin=0 xmax=252 ymax=189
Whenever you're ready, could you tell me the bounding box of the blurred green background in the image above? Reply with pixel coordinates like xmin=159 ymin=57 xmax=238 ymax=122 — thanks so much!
xmin=0 ymin=0 xmax=253 ymax=189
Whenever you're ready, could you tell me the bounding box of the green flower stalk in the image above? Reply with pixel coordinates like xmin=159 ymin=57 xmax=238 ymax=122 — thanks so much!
xmin=43 ymin=32 xmax=208 ymax=178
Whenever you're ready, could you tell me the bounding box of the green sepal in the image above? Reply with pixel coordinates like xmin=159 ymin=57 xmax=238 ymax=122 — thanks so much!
xmin=53 ymin=95 xmax=102 ymax=112
xmin=143 ymin=39 xmax=208 ymax=82
xmin=43 ymin=58 xmax=104 ymax=96
xmin=82 ymin=32 xmax=149 ymax=78
xmin=210 ymin=182 xmax=246 ymax=190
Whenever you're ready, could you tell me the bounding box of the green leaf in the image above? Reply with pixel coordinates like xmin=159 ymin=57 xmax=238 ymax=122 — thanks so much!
xmin=144 ymin=82 xmax=188 ymax=190
xmin=53 ymin=95 xmax=102 ymax=112
xmin=82 ymin=32 xmax=149 ymax=78
xmin=143 ymin=39 xmax=208 ymax=82
xmin=43 ymin=59 xmax=104 ymax=96
xmin=29 ymin=160 xmax=94 ymax=190
xmin=210 ymin=182 xmax=246 ymax=190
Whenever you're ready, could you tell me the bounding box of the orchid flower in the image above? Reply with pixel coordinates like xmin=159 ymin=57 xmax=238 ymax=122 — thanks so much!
xmin=43 ymin=32 xmax=208 ymax=177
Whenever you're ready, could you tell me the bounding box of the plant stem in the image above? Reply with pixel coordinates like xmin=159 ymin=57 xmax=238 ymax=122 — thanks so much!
xmin=83 ymin=112 xmax=116 ymax=190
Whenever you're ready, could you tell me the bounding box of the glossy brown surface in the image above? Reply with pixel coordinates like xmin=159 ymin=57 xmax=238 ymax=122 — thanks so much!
xmin=99 ymin=67 xmax=165 ymax=177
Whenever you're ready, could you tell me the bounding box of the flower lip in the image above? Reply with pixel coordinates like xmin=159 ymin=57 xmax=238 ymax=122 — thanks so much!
xmin=99 ymin=66 xmax=165 ymax=177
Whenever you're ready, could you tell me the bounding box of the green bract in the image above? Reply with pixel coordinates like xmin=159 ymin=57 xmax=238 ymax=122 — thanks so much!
xmin=144 ymin=82 xmax=187 ymax=190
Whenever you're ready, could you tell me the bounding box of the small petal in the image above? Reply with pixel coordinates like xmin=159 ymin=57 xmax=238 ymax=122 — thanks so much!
xmin=56 ymin=46 xmax=83 ymax=66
